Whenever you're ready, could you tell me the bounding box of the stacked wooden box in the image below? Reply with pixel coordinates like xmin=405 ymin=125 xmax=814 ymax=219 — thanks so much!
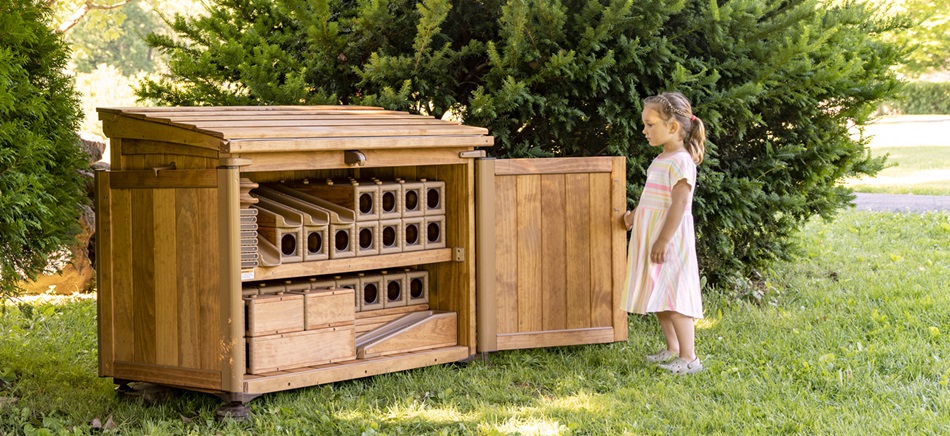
xmin=244 ymin=284 xmax=356 ymax=375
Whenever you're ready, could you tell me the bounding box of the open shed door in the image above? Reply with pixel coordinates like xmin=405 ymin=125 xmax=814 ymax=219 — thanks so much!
xmin=476 ymin=157 xmax=628 ymax=352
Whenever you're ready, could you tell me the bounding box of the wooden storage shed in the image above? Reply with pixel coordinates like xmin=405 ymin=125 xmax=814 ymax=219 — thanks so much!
xmin=95 ymin=105 xmax=628 ymax=413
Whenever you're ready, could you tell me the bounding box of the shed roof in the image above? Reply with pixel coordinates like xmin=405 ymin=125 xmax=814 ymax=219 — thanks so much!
xmin=97 ymin=105 xmax=493 ymax=153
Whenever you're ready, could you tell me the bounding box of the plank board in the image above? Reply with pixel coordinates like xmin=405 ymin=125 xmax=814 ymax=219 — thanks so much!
xmin=480 ymin=157 xmax=627 ymax=352
xmin=540 ymin=174 xmax=567 ymax=330
xmin=515 ymin=175 xmax=543 ymax=332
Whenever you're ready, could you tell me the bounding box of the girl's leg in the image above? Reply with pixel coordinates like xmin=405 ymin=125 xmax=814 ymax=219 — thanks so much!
xmin=656 ymin=312 xmax=679 ymax=354
xmin=669 ymin=312 xmax=696 ymax=361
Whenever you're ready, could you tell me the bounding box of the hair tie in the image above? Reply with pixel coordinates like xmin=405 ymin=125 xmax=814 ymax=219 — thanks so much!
xmin=690 ymin=115 xmax=696 ymax=121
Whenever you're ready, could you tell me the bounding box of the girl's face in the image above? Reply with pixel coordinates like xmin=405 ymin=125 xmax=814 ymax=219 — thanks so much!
xmin=641 ymin=106 xmax=679 ymax=148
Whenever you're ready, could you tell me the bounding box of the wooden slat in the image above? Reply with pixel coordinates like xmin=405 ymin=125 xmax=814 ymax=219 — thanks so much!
xmin=217 ymin=168 xmax=243 ymax=391
xmin=237 ymin=148 xmax=471 ymax=172
xmin=565 ymin=174 xmax=592 ymax=329
xmin=540 ymin=174 xmax=567 ymax=330
xmin=494 ymin=175 xmax=518 ymax=334
xmin=102 ymin=116 xmax=225 ymax=149
xmin=610 ymin=157 xmax=629 ymax=341
xmin=95 ymin=172 xmax=115 ymax=376
xmin=227 ymin=135 xmax=493 ymax=153
xmin=122 ymin=139 xmax=221 ymax=160
xmin=475 ymin=159 xmax=498 ymax=352
xmin=589 ymin=173 xmax=613 ymax=327
xmin=131 ymin=189 xmax=156 ymax=364
xmin=153 ymin=189 xmax=179 ymax=366
xmin=185 ymin=118 xmax=456 ymax=128
xmin=113 ymin=361 xmax=222 ymax=391
xmin=210 ymin=125 xmax=489 ymax=140
xmin=197 ymin=187 xmax=220 ymax=370
xmin=496 ymin=327 xmax=615 ymax=351
xmin=494 ymin=157 xmax=613 ymax=176
xmin=111 ymin=188 xmax=134 ymax=362
xmin=247 ymin=248 xmax=452 ymax=282
xmin=176 ymin=188 xmax=201 ymax=368
xmin=515 ymin=175 xmax=543 ymax=332
xmin=243 ymin=346 xmax=470 ymax=394
xmin=109 ymin=169 xmax=218 ymax=190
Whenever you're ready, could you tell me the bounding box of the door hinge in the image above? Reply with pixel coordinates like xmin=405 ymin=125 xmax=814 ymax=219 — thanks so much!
xmin=453 ymin=247 xmax=465 ymax=262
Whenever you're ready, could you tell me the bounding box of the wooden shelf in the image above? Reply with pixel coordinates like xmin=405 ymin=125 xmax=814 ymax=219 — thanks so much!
xmin=245 ymin=248 xmax=454 ymax=282
xmin=243 ymin=345 xmax=470 ymax=394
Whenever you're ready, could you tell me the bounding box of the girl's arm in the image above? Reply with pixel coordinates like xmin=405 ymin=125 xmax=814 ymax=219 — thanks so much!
xmin=650 ymin=179 xmax=691 ymax=264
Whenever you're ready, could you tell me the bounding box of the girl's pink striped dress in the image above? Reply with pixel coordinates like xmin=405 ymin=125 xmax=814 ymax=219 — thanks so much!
xmin=621 ymin=151 xmax=703 ymax=318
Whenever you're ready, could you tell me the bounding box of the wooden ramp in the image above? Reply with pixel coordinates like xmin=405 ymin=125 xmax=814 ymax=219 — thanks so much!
xmin=355 ymin=310 xmax=457 ymax=359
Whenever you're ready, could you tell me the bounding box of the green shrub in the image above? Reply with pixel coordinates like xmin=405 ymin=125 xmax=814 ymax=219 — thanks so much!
xmin=0 ymin=0 xmax=88 ymax=298
xmin=137 ymin=0 xmax=903 ymax=288
xmin=885 ymin=81 xmax=950 ymax=114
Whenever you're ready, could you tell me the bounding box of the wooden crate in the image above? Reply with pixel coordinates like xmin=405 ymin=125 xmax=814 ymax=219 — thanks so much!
xmin=244 ymin=293 xmax=304 ymax=337
xmin=293 ymin=287 xmax=355 ymax=329
xmin=246 ymin=326 xmax=355 ymax=374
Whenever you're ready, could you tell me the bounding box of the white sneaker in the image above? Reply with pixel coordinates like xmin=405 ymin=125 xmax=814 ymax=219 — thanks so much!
xmin=645 ymin=349 xmax=677 ymax=363
xmin=660 ymin=357 xmax=703 ymax=374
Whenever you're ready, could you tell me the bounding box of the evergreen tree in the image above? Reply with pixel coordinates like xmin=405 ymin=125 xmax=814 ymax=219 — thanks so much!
xmin=138 ymin=0 xmax=904 ymax=289
xmin=0 ymin=0 xmax=88 ymax=298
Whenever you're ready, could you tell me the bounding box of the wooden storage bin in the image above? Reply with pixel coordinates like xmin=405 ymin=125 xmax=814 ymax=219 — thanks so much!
xmin=246 ymin=326 xmax=355 ymax=374
xmin=244 ymin=293 xmax=304 ymax=337
xmin=95 ymin=105 xmax=627 ymax=414
xmin=293 ymin=287 xmax=355 ymax=329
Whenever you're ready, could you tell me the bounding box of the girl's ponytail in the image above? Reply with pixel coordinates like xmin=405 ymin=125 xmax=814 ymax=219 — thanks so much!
xmin=685 ymin=115 xmax=705 ymax=165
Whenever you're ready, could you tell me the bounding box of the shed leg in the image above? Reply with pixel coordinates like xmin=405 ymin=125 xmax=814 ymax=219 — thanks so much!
xmin=213 ymin=392 xmax=260 ymax=422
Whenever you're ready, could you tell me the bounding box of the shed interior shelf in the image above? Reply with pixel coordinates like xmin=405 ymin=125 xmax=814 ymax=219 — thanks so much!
xmin=247 ymin=248 xmax=453 ymax=282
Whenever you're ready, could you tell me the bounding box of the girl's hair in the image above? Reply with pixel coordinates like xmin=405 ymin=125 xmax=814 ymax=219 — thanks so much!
xmin=644 ymin=92 xmax=706 ymax=165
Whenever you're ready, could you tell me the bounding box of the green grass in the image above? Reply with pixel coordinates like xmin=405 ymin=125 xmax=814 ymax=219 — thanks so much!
xmin=2 ymin=210 xmax=949 ymax=435
xmin=846 ymin=145 xmax=950 ymax=195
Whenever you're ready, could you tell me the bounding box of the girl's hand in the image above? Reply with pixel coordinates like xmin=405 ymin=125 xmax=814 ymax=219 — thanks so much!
xmin=623 ymin=210 xmax=634 ymax=230
xmin=651 ymin=239 xmax=669 ymax=264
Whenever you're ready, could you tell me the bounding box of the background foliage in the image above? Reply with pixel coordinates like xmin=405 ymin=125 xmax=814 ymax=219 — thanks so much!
xmin=0 ymin=0 xmax=89 ymax=298
xmin=884 ymin=81 xmax=950 ymax=114
xmin=136 ymin=0 xmax=905 ymax=287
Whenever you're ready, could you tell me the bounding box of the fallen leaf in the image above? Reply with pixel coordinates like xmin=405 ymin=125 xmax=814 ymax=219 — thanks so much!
xmin=91 ymin=418 xmax=102 ymax=429
xmin=180 ymin=414 xmax=193 ymax=424
xmin=104 ymin=415 xmax=117 ymax=430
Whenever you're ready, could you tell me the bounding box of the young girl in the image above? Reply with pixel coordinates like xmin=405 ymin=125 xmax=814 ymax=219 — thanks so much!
xmin=621 ymin=92 xmax=705 ymax=375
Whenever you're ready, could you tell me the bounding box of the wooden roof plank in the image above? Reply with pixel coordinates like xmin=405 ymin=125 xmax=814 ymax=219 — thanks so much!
xmin=228 ymin=135 xmax=494 ymax=153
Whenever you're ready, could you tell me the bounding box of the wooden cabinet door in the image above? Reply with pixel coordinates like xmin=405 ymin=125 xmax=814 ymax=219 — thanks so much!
xmin=475 ymin=157 xmax=628 ymax=352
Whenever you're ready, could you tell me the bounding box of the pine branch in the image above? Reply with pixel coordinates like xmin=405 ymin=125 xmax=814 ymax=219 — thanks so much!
xmin=56 ymin=0 xmax=133 ymax=33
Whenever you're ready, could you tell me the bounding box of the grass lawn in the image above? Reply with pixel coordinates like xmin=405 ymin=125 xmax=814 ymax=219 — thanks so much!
xmin=2 ymin=209 xmax=948 ymax=434
xmin=846 ymin=116 xmax=950 ymax=195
